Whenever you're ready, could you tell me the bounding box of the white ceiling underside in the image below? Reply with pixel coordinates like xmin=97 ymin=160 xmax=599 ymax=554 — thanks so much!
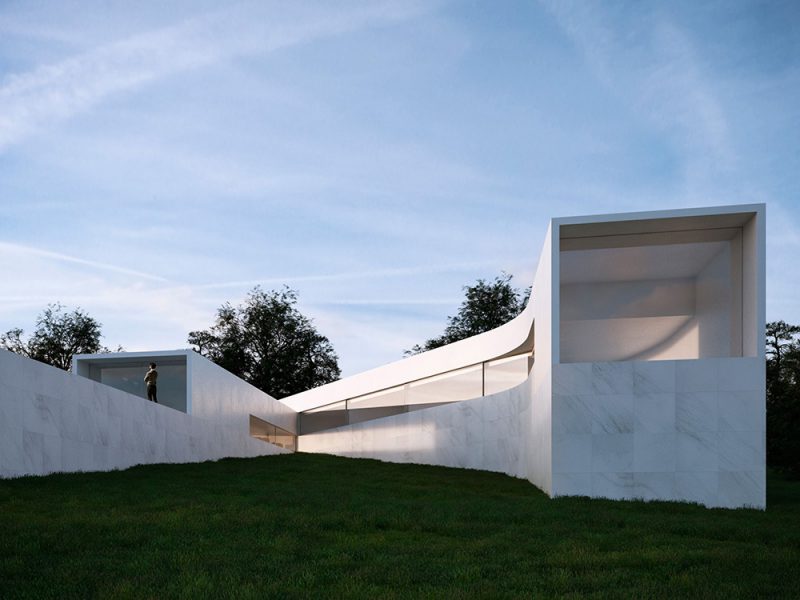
xmin=560 ymin=241 xmax=727 ymax=284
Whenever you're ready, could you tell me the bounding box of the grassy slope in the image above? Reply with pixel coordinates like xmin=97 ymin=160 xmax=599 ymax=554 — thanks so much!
xmin=1 ymin=453 xmax=799 ymax=599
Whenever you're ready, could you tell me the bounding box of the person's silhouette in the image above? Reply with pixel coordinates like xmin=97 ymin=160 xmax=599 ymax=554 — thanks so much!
xmin=144 ymin=362 xmax=158 ymax=403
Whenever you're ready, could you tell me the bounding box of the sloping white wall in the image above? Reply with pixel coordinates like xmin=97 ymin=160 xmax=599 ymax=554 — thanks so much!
xmin=298 ymin=225 xmax=555 ymax=496
xmin=527 ymin=223 xmax=555 ymax=494
xmin=742 ymin=212 xmax=764 ymax=358
xmin=189 ymin=352 xmax=297 ymax=434
xmin=560 ymin=278 xmax=697 ymax=363
xmin=0 ymin=350 xmax=287 ymax=479
xmin=696 ymin=244 xmax=734 ymax=357
xmin=299 ymin=377 xmax=533 ymax=479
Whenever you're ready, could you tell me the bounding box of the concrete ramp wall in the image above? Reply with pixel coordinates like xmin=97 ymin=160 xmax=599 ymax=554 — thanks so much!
xmin=0 ymin=349 xmax=287 ymax=479
xmin=299 ymin=377 xmax=534 ymax=480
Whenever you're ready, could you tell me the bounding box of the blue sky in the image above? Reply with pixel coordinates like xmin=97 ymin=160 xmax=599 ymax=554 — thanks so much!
xmin=1 ymin=0 xmax=798 ymax=376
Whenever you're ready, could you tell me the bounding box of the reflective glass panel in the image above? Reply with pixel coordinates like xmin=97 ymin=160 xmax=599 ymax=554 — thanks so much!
xmin=347 ymin=385 xmax=406 ymax=409
xmin=100 ymin=363 xmax=187 ymax=412
xmin=407 ymin=364 xmax=482 ymax=405
xmin=483 ymin=354 xmax=530 ymax=396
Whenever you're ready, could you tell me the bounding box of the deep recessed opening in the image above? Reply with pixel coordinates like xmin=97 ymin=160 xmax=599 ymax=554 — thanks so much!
xmin=558 ymin=212 xmax=758 ymax=363
xmin=249 ymin=415 xmax=296 ymax=451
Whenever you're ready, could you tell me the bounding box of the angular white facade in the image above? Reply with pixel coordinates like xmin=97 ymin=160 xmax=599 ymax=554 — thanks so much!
xmin=71 ymin=350 xmax=296 ymax=437
xmin=0 ymin=349 xmax=290 ymax=478
xmin=0 ymin=204 xmax=766 ymax=509
xmin=287 ymin=203 xmax=767 ymax=509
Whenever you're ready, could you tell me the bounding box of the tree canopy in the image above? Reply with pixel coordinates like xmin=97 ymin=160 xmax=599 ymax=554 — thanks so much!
xmin=405 ymin=273 xmax=531 ymax=356
xmin=188 ymin=286 xmax=341 ymax=399
xmin=766 ymin=320 xmax=800 ymax=476
xmin=0 ymin=303 xmax=113 ymax=371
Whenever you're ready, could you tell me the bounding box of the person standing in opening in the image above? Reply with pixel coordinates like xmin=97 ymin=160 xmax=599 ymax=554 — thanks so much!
xmin=144 ymin=362 xmax=158 ymax=403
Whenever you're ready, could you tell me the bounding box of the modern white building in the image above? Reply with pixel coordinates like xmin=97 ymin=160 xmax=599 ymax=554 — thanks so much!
xmin=0 ymin=204 xmax=766 ymax=509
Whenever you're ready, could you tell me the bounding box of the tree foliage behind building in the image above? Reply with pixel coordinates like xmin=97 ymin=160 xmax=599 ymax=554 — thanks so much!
xmin=188 ymin=286 xmax=340 ymax=399
xmin=766 ymin=320 xmax=800 ymax=476
xmin=405 ymin=273 xmax=530 ymax=356
xmin=0 ymin=303 xmax=114 ymax=371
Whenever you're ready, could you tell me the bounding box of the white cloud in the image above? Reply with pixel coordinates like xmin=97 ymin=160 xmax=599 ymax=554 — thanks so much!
xmin=539 ymin=1 xmax=734 ymax=184
xmin=0 ymin=241 xmax=168 ymax=282
xmin=312 ymin=299 xmax=459 ymax=306
xmin=307 ymin=305 xmax=441 ymax=375
xmin=0 ymin=0 xmax=434 ymax=150
xmin=194 ymin=260 xmax=500 ymax=290
xmin=642 ymin=19 xmax=734 ymax=170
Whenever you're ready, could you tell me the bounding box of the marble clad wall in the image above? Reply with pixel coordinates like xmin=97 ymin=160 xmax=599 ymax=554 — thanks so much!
xmin=189 ymin=352 xmax=297 ymax=434
xmin=0 ymin=345 xmax=766 ymax=510
xmin=0 ymin=349 xmax=288 ymax=479
xmin=551 ymin=357 xmax=765 ymax=509
xmin=299 ymin=377 xmax=533 ymax=480
xmin=527 ymin=223 xmax=555 ymax=494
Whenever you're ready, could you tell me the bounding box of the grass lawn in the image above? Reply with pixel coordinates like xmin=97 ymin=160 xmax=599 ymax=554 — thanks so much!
xmin=1 ymin=453 xmax=799 ymax=599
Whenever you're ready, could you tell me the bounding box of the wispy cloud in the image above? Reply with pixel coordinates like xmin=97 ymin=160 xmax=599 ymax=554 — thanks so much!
xmin=0 ymin=0 xmax=433 ymax=151
xmin=0 ymin=16 xmax=88 ymax=47
xmin=642 ymin=19 xmax=734 ymax=170
xmin=310 ymin=298 xmax=460 ymax=306
xmin=0 ymin=241 xmax=168 ymax=282
xmin=3 ymin=0 xmax=797 ymax=372
xmin=307 ymin=305 xmax=443 ymax=373
xmin=539 ymin=1 xmax=735 ymax=178
xmin=193 ymin=260 xmax=501 ymax=290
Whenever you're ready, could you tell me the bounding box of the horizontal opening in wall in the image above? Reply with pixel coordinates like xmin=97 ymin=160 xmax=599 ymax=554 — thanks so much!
xmin=250 ymin=415 xmax=296 ymax=451
xmin=299 ymin=351 xmax=533 ymax=434
xmin=74 ymin=353 xmax=188 ymax=413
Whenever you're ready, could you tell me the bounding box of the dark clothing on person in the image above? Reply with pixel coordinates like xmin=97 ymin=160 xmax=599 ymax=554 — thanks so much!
xmin=147 ymin=384 xmax=158 ymax=403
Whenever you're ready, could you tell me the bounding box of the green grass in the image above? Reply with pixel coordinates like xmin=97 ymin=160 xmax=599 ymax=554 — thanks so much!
xmin=1 ymin=454 xmax=799 ymax=599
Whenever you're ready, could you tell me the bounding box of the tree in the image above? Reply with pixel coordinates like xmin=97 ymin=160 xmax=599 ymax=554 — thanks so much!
xmin=189 ymin=286 xmax=340 ymax=399
xmin=405 ymin=273 xmax=531 ymax=356
xmin=0 ymin=303 xmax=114 ymax=371
xmin=766 ymin=320 xmax=800 ymax=476
xmin=767 ymin=321 xmax=800 ymax=388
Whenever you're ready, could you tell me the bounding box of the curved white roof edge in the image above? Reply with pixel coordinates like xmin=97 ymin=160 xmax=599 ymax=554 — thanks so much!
xmin=281 ymin=300 xmax=536 ymax=413
xmin=281 ymin=203 xmax=765 ymax=413
xmin=280 ymin=225 xmax=543 ymax=413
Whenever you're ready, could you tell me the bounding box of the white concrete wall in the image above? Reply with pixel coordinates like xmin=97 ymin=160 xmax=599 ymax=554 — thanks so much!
xmin=550 ymin=357 xmax=765 ymax=509
xmin=696 ymin=244 xmax=734 ymax=357
xmin=300 ymin=355 xmax=766 ymax=510
xmin=560 ymin=278 xmax=699 ymax=363
xmin=0 ymin=349 xmax=288 ymax=479
xmin=560 ymin=247 xmax=742 ymax=363
xmin=299 ymin=377 xmax=532 ymax=479
xmin=742 ymin=212 xmax=765 ymax=358
xmin=561 ymin=279 xmax=696 ymax=323
xmin=528 ymin=223 xmax=555 ymax=494
xmin=189 ymin=352 xmax=297 ymax=434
